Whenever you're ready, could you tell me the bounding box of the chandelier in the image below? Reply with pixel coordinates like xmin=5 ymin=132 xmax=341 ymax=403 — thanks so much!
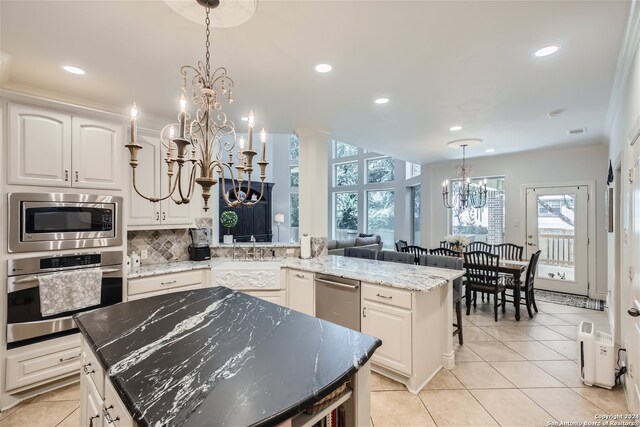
xmin=442 ymin=141 xmax=488 ymax=210
xmin=125 ymin=0 xmax=268 ymax=212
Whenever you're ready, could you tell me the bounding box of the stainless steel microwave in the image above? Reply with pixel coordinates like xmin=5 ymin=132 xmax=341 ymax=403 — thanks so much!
xmin=8 ymin=193 xmax=123 ymax=253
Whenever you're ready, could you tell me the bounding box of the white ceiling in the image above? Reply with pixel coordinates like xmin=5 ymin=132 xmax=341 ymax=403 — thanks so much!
xmin=0 ymin=0 xmax=630 ymax=163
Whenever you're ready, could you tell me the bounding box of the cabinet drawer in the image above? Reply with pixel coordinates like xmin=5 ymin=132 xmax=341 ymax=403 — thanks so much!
xmin=243 ymin=290 xmax=286 ymax=307
xmin=6 ymin=335 xmax=82 ymax=392
xmin=362 ymin=283 xmax=412 ymax=310
xmin=82 ymin=340 xmax=105 ymax=399
xmin=126 ymin=282 xmax=205 ymax=301
xmin=128 ymin=269 xmax=207 ymax=296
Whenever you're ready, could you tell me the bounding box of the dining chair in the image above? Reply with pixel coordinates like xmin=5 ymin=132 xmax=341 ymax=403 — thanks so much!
xmin=465 ymin=241 xmax=492 ymax=252
xmin=429 ymin=247 xmax=461 ymax=257
xmin=401 ymin=245 xmax=428 ymax=264
xmin=503 ymin=250 xmax=541 ymax=318
xmin=439 ymin=240 xmax=454 ymax=249
xmin=395 ymin=239 xmax=409 ymax=252
xmin=419 ymin=254 xmax=464 ymax=344
xmin=463 ymin=251 xmax=505 ymax=321
xmin=377 ymin=250 xmax=414 ymax=264
xmin=493 ymin=243 xmax=524 ymax=261
xmin=344 ymin=247 xmax=378 ymax=260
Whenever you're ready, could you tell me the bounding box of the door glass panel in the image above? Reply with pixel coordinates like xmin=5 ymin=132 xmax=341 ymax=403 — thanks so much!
xmin=536 ymin=193 xmax=576 ymax=282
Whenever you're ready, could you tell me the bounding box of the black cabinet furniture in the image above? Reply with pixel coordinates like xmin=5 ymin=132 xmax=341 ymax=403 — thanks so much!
xmin=218 ymin=179 xmax=274 ymax=243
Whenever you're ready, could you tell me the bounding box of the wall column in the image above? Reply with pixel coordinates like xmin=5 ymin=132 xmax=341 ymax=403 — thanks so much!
xmin=297 ymin=128 xmax=330 ymax=238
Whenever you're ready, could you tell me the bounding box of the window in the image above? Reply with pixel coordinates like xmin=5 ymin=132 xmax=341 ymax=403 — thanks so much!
xmin=367 ymin=190 xmax=394 ymax=249
xmin=290 ymin=166 xmax=299 ymax=187
xmin=335 ymin=140 xmax=358 ymax=158
xmin=367 ymin=157 xmax=395 ymax=183
xmin=289 ymin=134 xmax=299 ymax=160
xmin=406 ymin=163 xmax=421 ymax=179
xmin=334 ymin=192 xmax=358 ymax=240
xmin=335 ymin=162 xmax=358 ymax=186
xmin=411 ymin=185 xmax=421 ymax=245
xmin=450 ymin=176 xmax=505 ymax=245
xmin=290 ymin=193 xmax=299 ymax=243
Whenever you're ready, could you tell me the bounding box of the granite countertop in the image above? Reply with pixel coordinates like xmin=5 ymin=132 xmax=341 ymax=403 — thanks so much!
xmin=75 ymin=287 xmax=380 ymax=427
xmin=211 ymin=242 xmax=301 ymax=248
xmin=128 ymin=260 xmax=217 ymax=279
xmin=281 ymin=255 xmax=464 ymax=292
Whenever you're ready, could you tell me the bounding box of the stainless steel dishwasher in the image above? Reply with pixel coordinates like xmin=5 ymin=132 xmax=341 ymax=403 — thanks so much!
xmin=315 ymin=274 xmax=361 ymax=331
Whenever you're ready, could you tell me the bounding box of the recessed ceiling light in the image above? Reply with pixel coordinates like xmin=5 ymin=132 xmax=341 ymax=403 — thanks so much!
xmin=315 ymin=63 xmax=332 ymax=73
xmin=485 ymin=148 xmax=495 ymax=153
xmin=534 ymin=45 xmax=559 ymax=57
xmin=449 ymin=125 xmax=463 ymax=132
xmin=241 ymin=116 xmax=249 ymax=122
xmin=63 ymin=65 xmax=85 ymax=75
xmin=374 ymin=97 xmax=390 ymax=105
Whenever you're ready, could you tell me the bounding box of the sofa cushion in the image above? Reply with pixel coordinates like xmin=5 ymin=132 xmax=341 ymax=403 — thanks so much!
xmin=327 ymin=240 xmax=338 ymax=250
xmin=358 ymin=233 xmax=374 ymax=238
xmin=355 ymin=236 xmax=378 ymax=247
xmin=328 ymin=248 xmax=345 ymax=256
xmin=336 ymin=238 xmax=356 ymax=248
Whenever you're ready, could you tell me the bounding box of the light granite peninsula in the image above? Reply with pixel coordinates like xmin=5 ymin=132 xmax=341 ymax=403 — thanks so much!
xmin=281 ymin=255 xmax=464 ymax=393
xmin=75 ymin=287 xmax=381 ymax=427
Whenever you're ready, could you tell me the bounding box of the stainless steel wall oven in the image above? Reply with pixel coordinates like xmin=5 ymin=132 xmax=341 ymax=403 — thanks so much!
xmin=8 ymin=193 xmax=122 ymax=253
xmin=7 ymin=251 xmax=123 ymax=348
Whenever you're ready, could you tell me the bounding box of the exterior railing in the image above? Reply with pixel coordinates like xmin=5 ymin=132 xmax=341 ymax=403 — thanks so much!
xmin=539 ymin=232 xmax=574 ymax=266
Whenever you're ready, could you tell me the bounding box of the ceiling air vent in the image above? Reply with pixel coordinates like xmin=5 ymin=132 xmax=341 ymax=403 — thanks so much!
xmin=568 ymin=128 xmax=587 ymax=135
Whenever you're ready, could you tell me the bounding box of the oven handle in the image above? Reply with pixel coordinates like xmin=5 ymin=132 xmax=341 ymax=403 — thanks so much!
xmin=8 ymin=267 xmax=121 ymax=293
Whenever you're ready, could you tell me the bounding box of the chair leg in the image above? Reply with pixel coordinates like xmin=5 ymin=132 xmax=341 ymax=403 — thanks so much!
xmin=456 ymin=301 xmax=463 ymax=345
xmin=466 ymin=288 xmax=472 ymax=315
xmin=525 ymin=287 xmax=534 ymax=318
xmin=531 ymin=288 xmax=539 ymax=313
xmin=494 ymin=294 xmax=498 ymax=321
xmin=473 ymin=291 xmax=477 ymax=308
xmin=502 ymin=290 xmax=506 ymax=313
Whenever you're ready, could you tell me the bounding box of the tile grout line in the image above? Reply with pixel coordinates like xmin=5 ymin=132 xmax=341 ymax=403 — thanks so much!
xmin=54 ymin=405 xmax=80 ymax=427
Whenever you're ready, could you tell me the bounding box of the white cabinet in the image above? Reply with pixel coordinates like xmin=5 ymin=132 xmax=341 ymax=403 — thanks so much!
xmin=127 ymin=131 xmax=195 ymax=228
xmin=361 ymin=299 xmax=412 ymax=376
xmin=127 ymin=269 xmax=210 ymax=300
xmin=7 ymin=102 xmax=124 ymax=190
xmin=5 ymin=334 xmax=82 ymax=392
xmin=286 ymin=269 xmax=314 ymax=316
xmin=79 ymin=336 xmax=134 ymax=427
xmin=213 ymin=262 xmax=286 ymax=307
xmin=244 ymin=290 xmax=286 ymax=306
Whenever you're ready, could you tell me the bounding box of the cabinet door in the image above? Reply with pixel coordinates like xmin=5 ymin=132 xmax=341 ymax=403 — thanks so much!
xmin=103 ymin=380 xmax=134 ymax=427
xmin=72 ymin=117 xmax=124 ymax=190
xmin=244 ymin=290 xmax=286 ymax=307
xmin=287 ymin=269 xmax=314 ymax=316
xmin=361 ymin=300 xmax=412 ymax=375
xmin=128 ymin=132 xmax=161 ymax=227
xmin=8 ymin=103 xmax=72 ymax=187
xmin=160 ymin=150 xmax=195 ymax=226
xmin=81 ymin=375 xmax=104 ymax=427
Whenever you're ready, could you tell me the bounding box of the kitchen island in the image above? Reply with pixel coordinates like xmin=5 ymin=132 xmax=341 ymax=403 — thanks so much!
xmin=281 ymin=256 xmax=464 ymax=393
xmin=74 ymin=286 xmax=381 ymax=427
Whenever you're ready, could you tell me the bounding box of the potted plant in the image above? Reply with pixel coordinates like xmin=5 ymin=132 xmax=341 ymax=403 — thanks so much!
xmin=220 ymin=211 xmax=238 ymax=244
xmin=444 ymin=234 xmax=471 ymax=253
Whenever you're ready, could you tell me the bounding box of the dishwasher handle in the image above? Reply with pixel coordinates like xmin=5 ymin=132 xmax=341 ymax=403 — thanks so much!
xmin=315 ymin=277 xmax=359 ymax=290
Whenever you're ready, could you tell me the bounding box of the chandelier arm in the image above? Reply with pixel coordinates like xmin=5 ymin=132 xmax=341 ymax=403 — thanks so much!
xmin=131 ymin=166 xmax=177 ymax=203
xmin=176 ymin=160 xmax=199 ymax=203
xmin=241 ymin=179 xmax=266 ymax=206
xmin=217 ymin=161 xmax=245 ymax=206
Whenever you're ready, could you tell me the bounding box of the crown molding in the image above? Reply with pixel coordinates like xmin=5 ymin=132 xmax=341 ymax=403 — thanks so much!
xmin=604 ymin=0 xmax=640 ymax=136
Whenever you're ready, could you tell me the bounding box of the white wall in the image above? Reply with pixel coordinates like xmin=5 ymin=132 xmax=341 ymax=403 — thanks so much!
xmin=421 ymin=143 xmax=609 ymax=299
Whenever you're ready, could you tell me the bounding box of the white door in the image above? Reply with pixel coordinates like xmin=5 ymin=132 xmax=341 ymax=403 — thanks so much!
xmin=72 ymin=117 xmax=124 ymax=190
xmin=128 ymin=132 xmax=161 ymax=226
xmin=8 ymin=103 xmax=72 ymax=187
xmin=628 ymin=144 xmax=640 ymax=414
xmin=525 ymin=185 xmax=589 ymax=295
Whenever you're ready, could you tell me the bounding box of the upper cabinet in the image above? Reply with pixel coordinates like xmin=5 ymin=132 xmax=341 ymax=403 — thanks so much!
xmin=7 ymin=102 xmax=124 ymax=190
xmin=127 ymin=131 xmax=195 ymax=228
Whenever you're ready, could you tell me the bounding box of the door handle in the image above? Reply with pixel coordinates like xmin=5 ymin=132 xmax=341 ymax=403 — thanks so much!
xmin=527 ymin=242 xmax=536 ymax=246
xmin=75 ymin=171 xmax=79 ymax=182
xmin=295 ymin=274 xmax=305 ymax=278
xmin=156 ymin=212 xmax=160 ymax=221
xmin=64 ymin=170 xmax=69 ymax=181
xmin=376 ymin=293 xmax=393 ymax=300
xmin=362 ymin=307 xmax=366 ymax=318
xmin=628 ymin=307 xmax=640 ymax=317
xmin=161 ymin=280 xmax=177 ymax=285
xmin=59 ymin=353 xmax=81 ymax=363
xmin=162 ymin=212 xmax=166 ymax=221
xmin=82 ymin=363 xmax=96 ymax=375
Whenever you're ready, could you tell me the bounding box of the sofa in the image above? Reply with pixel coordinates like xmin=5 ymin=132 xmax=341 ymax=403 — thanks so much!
xmin=326 ymin=234 xmax=383 ymax=256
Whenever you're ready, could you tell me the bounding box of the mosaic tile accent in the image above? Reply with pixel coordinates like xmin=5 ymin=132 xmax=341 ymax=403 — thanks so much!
xmin=211 ymin=244 xmax=301 ymax=259
xmin=128 ymin=229 xmax=191 ymax=264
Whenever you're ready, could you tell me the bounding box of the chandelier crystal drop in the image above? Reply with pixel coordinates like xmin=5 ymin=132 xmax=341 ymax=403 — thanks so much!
xmin=442 ymin=144 xmax=488 ymax=210
xmin=125 ymin=0 xmax=268 ymax=212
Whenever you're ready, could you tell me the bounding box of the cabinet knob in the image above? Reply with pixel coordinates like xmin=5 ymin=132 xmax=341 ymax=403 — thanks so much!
xmin=629 ymin=307 xmax=640 ymax=317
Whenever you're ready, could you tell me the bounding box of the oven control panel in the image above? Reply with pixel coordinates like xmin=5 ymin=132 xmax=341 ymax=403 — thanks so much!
xmin=40 ymin=254 xmax=102 ymax=270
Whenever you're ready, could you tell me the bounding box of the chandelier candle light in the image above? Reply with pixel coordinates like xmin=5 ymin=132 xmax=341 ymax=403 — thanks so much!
xmin=442 ymin=139 xmax=488 ymax=210
xmin=125 ymin=0 xmax=268 ymax=212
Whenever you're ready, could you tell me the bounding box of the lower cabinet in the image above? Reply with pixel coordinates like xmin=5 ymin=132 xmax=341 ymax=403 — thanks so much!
xmin=80 ymin=337 xmax=134 ymax=427
xmin=244 ymin=290 xmax=286 ymax=306
xmin=5 ymin=334 xmax=82 ymax=392
xmin=286 ymin=269 xmax=314 ymax=316
xmin=127 ymin=269 xmax=210 ymax=301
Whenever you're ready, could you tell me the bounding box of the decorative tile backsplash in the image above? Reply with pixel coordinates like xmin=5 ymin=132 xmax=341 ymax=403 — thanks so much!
xmin=128 ymin=218 xmax=213 ymax=265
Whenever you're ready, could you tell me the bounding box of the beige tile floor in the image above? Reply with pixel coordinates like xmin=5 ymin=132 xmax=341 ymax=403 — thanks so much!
xmin=370 ymin=300 xmax=632 ymax=427
xmin=0 ymin=301 xmax=631 ymax=427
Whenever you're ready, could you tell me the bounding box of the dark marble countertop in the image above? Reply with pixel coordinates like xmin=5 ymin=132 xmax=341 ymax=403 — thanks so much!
xmin=74 ymin=287 xmax=381 ymax=427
